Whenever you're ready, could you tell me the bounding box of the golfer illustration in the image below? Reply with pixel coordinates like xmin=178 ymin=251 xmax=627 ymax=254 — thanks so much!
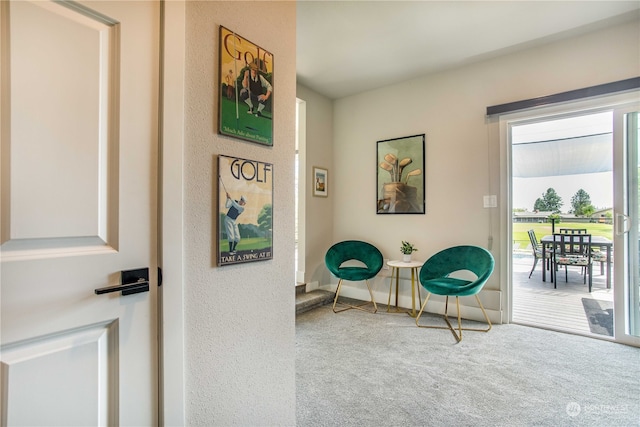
xmin=225 ymin=192 xmax=246 ymax=254
xmin=240 ymin=62 xmax=272 ymax=117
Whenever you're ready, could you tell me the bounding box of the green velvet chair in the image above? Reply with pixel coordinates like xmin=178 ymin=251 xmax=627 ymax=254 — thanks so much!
xmin=415 ymin=245 xmax=494 ymax=342
xmin=325 ymin=240 xmax=383 ymax=313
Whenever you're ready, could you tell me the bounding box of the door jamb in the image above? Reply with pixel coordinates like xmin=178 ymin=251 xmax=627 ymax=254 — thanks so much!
xmin=160 ymin=1 xmax=186 ymax=425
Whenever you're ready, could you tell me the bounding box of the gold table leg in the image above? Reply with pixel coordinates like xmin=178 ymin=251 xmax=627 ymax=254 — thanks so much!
xmin=387 ymin=267 xmax=406 ymax=313
xmin=409 ymin=267 xmax=416 ymax=317
xmin=386 ymin=267 xmax=395 ymax=312
xmin=395 ymin=268 xmax=400 ymax=308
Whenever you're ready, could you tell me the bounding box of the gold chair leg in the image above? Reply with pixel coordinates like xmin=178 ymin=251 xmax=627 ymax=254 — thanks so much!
xmin=332 ymin=279 xmax=345 ymax=313
xmin=415 ymin=293 xmax=492 ymax=342
xmin=332 ymin=278 xmax=377 ymax=314
xmin=415 ymin=292 xmax=432 ymax=324
xmin=463 ymin=295 xmax=492 ymax=333
xmin=365 ymin=279 xmax=378 ymax=313
xmin=442 ymin=296 xmax=463 ymax=342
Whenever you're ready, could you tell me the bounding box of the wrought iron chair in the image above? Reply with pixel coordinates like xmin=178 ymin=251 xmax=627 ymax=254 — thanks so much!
xmin=591 ymin=247 xmax=610 ymax=275
xmin=558 ymin=228 xmax=591 ymax=277
xmin=325 ymin=240 xmax=383 ymax=313
xmin=527 ymin=229 xmax=550 ymax=279
xmin=415 ymin=245 xmax=494 ymax=342
xmin=551 ymin=233 xmax=593 ymax=292
xmin=559 ymin=228 xmax=587 ymax=234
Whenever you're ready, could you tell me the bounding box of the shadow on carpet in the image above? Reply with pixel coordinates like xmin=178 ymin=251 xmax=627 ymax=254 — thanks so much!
xmin=581 ymin=298 xmax=613 ymax=336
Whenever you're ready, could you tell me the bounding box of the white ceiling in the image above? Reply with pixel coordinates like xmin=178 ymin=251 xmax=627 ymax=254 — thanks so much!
xmin=296 ymin=1 xmax=640 ymax=99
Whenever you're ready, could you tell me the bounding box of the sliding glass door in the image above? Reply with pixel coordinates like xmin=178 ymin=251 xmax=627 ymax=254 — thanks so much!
xmin=510 ymin=111 xmax=614 ymax=336
xmin=504 ymin=92 xmax=639 ymax=346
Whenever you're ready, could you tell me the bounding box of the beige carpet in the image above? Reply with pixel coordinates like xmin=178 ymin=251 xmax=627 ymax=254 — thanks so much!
xmin=296 ymin=303 xmax=639 ymax=426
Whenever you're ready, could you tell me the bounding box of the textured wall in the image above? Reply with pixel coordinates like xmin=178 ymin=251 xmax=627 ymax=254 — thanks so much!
xmin=183 ymin=2 xmax=296 ymax=425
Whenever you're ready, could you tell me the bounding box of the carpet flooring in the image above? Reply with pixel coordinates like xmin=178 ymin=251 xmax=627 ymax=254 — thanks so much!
xmin=296 ymin=304 xmax=640 ymax=426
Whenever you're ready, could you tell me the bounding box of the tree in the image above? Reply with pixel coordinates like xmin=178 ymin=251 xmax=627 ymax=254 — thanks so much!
xmin=533 ymin=188 xmax=563 ymax=213
xmin=570 ymin=189 xmax=595 ymax=216
xmin=257 ymin=204 xmax=272 ymax=234
xmin=547 ymin=213 xmax=561 ymax=224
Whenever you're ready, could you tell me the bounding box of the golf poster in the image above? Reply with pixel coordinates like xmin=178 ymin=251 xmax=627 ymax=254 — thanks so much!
xmin=218 ymin=26 xmax=274 ymax=146
xmin=217 ymin=155 xmax=273 ymax=266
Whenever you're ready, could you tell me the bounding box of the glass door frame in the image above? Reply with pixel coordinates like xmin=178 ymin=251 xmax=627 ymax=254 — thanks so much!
xmin=499 ymin=90 xmax=640 ymax=346
xmin=613 ymin=106 xmax=639 ymax=345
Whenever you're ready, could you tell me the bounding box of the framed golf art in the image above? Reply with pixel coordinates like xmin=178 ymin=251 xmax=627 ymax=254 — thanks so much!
xmin=312 ymin=166 xmax=328 ymax=197
xmin=376 ymin=134 xmax=425 ymax=214
xmin=217 ymin=155 xmax=273 ymax=266
xmin=218 ymin=26 xmax=274 ymax=146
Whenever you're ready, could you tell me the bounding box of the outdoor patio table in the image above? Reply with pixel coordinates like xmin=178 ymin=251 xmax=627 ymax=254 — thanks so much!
xmin=540 ymin=234 xmax=612 ymax=288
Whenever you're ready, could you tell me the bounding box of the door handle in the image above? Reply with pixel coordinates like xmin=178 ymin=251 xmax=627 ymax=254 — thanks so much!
xmin=615 ymin=213 xmax=631 ymax=236
xmin=95 ymin=268 xmax=149 ymax=296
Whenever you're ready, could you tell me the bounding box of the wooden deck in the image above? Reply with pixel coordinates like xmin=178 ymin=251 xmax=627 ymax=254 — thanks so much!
xmin=512 ymin=251 xmax=614 ymax=338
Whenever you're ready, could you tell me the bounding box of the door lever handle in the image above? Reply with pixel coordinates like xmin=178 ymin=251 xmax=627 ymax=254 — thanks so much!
xmin=95 ymin=268 xmax=149 ymax=296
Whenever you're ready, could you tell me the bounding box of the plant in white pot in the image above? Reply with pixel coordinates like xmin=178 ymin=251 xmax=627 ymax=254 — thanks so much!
xmin=400 ymin=241 xmax=418 ymax=262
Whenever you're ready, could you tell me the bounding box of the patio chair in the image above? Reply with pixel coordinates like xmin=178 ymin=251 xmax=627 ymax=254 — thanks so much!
xmin=558 ymin=228 xmax=588 ymax=276
xmin=559 ymin=228 xmax=599 ymax=277
xmin=591 ymin=247 xmax=611 ymax=275
xmin=527 ymin=229 xmax=550 ymax=279
xmin=415 ymin=245 xmax=494 ymax=342
xmin=551 ymin=233 xmax=593 ymax=292
xmin=325 ymin=240 xmax=383 ymax=313
xmin=559 ymin=228 xmax=587 ymax=234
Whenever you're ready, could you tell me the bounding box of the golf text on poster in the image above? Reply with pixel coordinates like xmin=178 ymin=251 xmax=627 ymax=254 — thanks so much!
xmin=217 ymin=155 xmax=273 ymax=266
xmin=218 ymin=26 xmax=274 ymax=146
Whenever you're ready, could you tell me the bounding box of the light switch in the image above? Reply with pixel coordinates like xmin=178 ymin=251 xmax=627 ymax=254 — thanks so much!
xmin=483 ymin=195 xmax=497 ymax=208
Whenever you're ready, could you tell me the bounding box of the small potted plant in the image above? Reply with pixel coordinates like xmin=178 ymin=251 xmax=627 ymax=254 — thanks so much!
xmin=400 ymin=241 xmax=418 ymax=262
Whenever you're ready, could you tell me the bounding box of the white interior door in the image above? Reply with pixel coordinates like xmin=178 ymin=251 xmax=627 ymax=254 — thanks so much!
xmin=1 ymin=1 xmax=159 ymax=425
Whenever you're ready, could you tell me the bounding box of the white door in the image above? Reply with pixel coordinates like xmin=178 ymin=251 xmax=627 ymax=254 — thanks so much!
xmin=1 ymin=1 xmax=159 ymax=425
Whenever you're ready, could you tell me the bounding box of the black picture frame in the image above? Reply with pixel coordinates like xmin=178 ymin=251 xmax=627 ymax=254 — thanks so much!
xmin=376 ymin=134 xmax=425 ymax=214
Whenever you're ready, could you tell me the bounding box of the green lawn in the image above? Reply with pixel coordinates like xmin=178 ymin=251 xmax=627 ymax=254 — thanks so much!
xmin=219 ymin=236 xmax=272 ymax=252
xmin=513 ymin=222 xmax=613 ymax=249
xmin=219 ymin=96 xmax=273 ymax=146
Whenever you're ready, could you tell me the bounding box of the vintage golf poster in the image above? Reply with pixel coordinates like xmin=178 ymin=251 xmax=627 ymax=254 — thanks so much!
xmin=219 ymin=26 xmax=274 ymax=146
xmin=218 ymin=155 xmax=273 ymax=266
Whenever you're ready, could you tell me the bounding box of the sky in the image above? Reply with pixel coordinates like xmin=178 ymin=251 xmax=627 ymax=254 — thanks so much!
xmin=511 ymin=111 xmax=613 ymax=212
xmin=513 ymin=172 xmax=612 ymax=211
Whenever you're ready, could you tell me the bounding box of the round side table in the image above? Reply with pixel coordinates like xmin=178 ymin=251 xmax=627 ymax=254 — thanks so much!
xmin=386 ymin=259 xmax=423 ymax=317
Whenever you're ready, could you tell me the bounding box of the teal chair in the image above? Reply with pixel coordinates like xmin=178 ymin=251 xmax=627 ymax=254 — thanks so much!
xmin=415 ymin=245 xmax=494 ymax=342
xmin=325 ymin=240 xmax=383 ymax=313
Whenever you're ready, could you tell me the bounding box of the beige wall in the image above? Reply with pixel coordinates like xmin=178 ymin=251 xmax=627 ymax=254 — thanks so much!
xmin=183 ymin=2 xmax=296 ymax=424
xmin=299 ymin=19 xmax=639 ymax=313
xmin=296 ymin=84 xmax=334 ymax=286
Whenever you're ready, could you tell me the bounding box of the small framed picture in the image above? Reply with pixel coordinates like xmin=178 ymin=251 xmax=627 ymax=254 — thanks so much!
xmin=313 ymin=166 xmax=328 ymax=197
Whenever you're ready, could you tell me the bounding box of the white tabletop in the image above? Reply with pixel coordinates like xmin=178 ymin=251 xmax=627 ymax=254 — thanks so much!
xmin=387 ymin=259 xmax=423 ymax=268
